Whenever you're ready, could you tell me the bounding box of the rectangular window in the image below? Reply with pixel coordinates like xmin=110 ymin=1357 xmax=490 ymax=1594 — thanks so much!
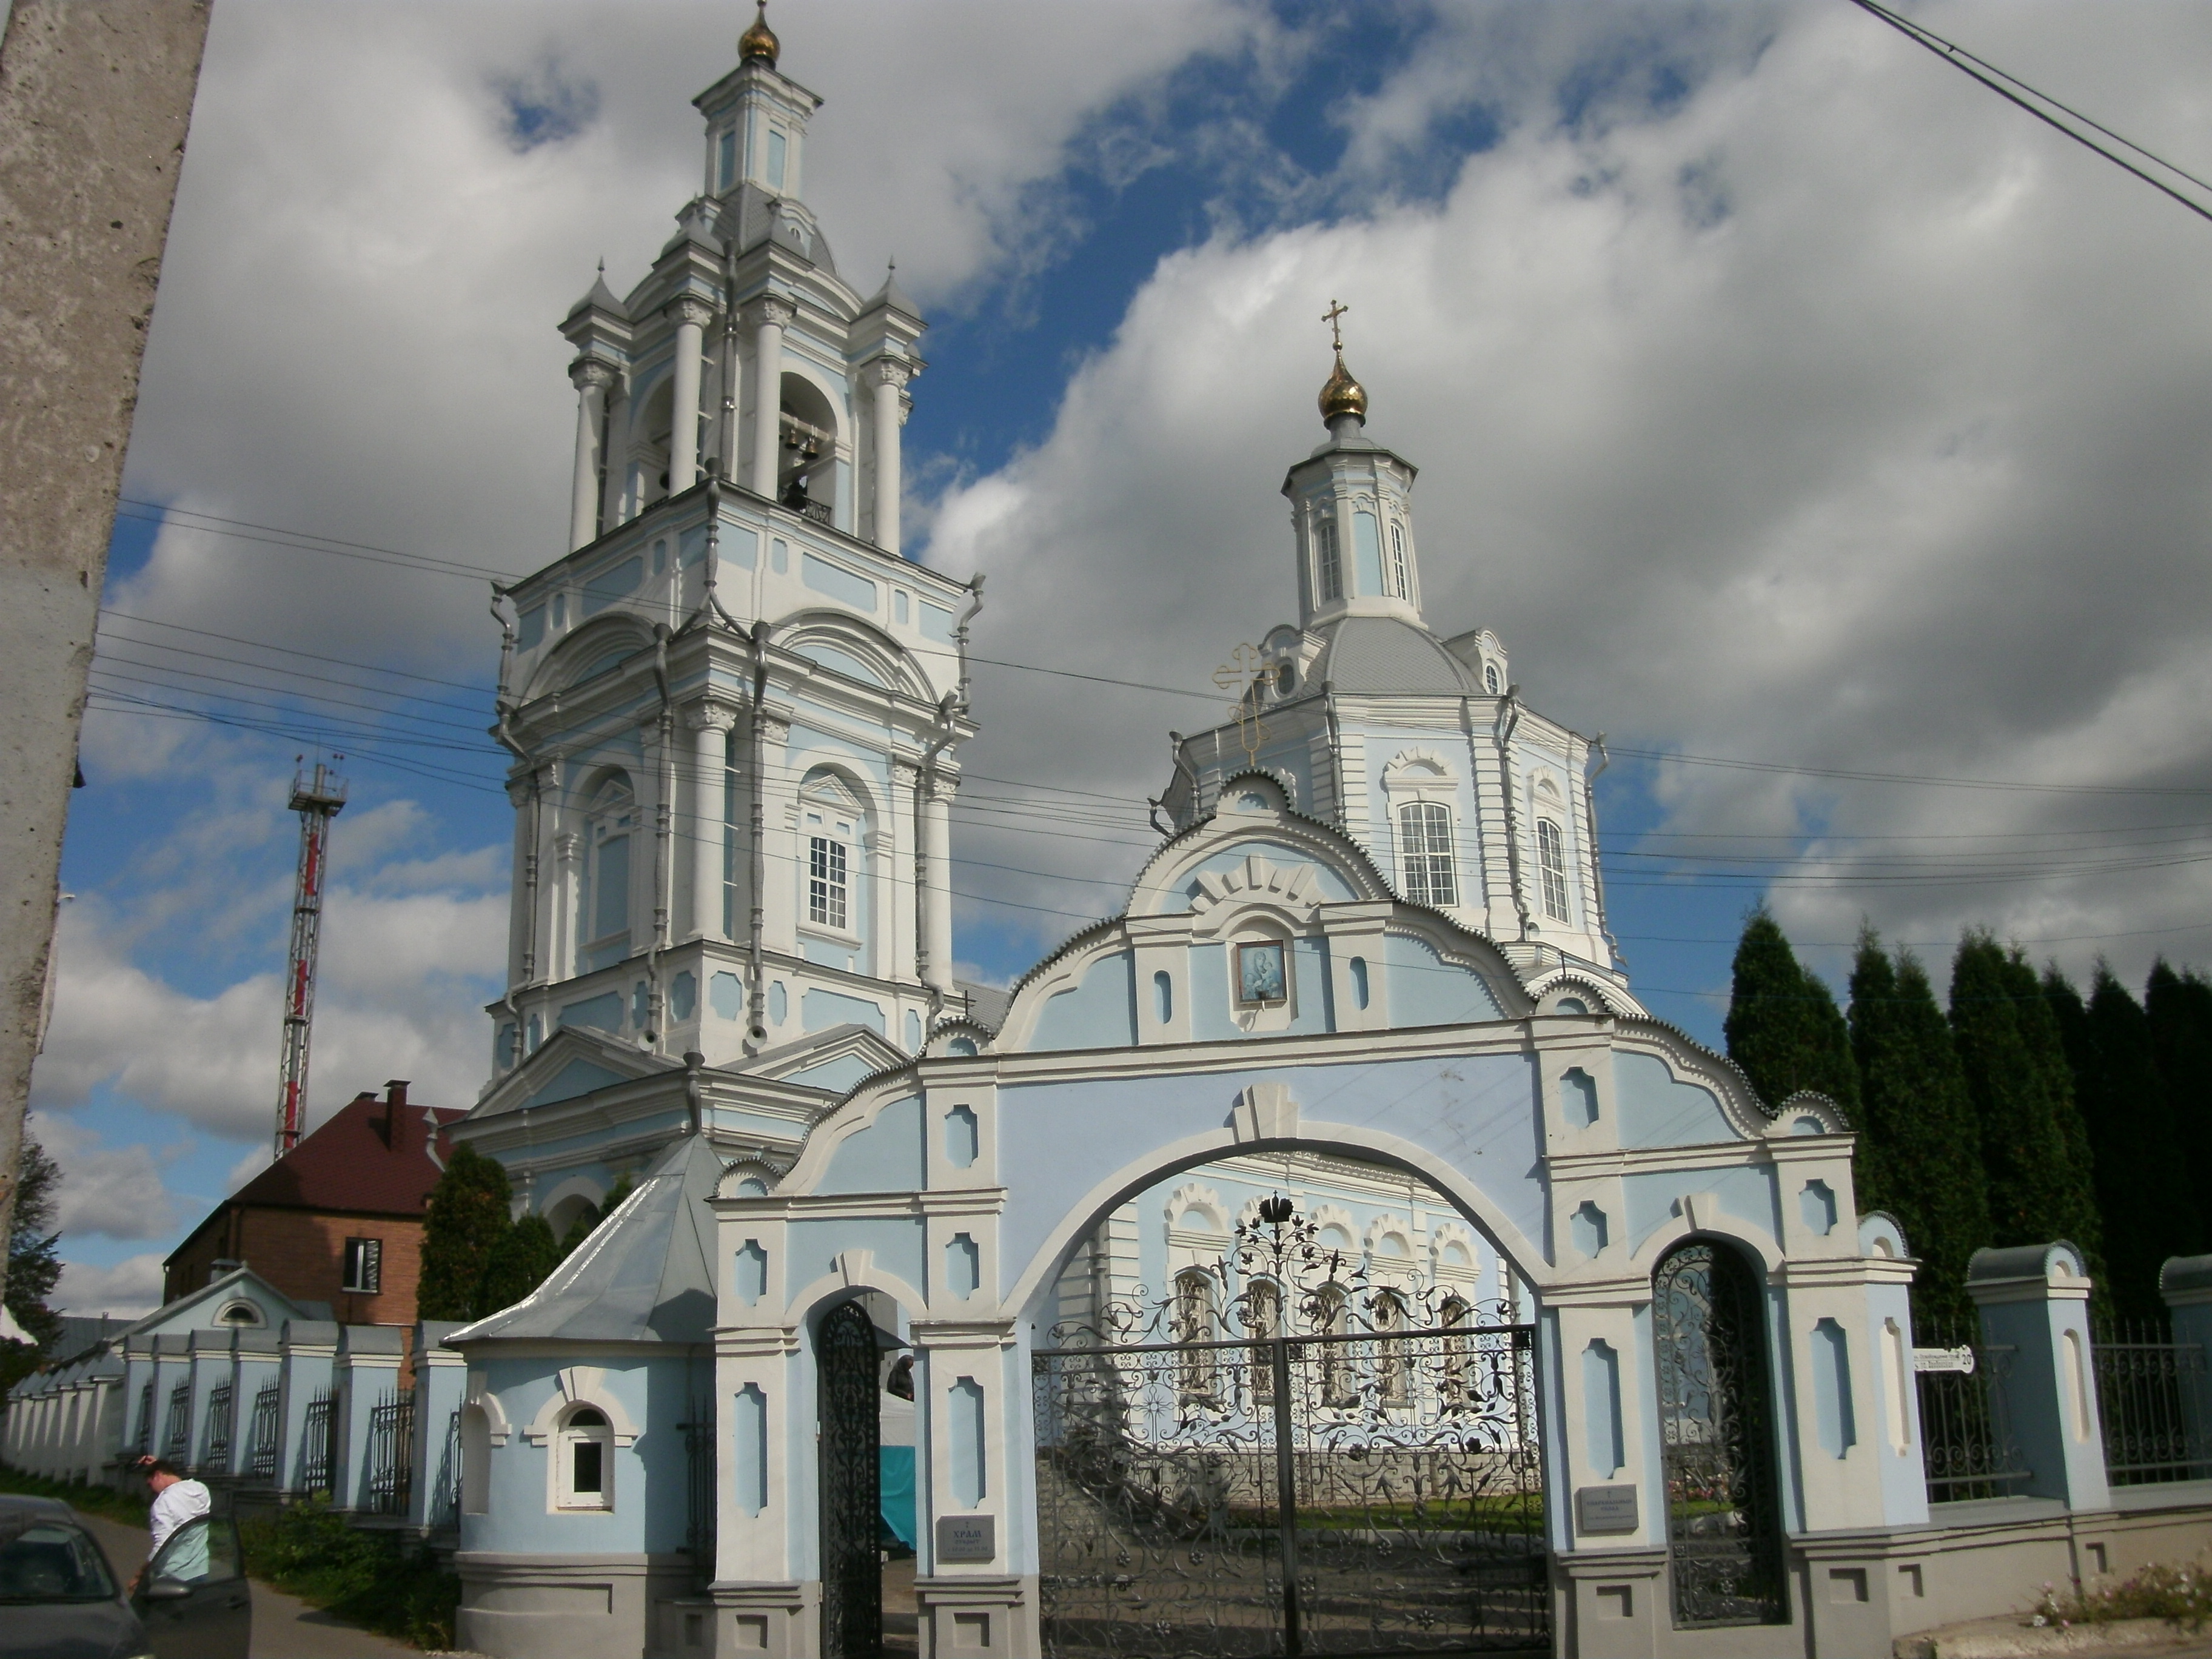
xmin=592 ymin=831 xmax=631 ymax=942
xmin=341 ymin=1237 xmax=381 ymax=1295
xmin=1537 ymin=818 xmax=1570 ymax=921
xmin=808 ymin=836 xmax=848 ymax=931
xmin=1398 ymin=802 xmax=1458 ymax=908
xmin=767 ymin=128 xmax=787 ymax=191
xmin=572 ymin=1438 xmax=603 ymax=1496
xmin=1313 ymin=512 xmax=1340 ymax=602
xmin=717 ymin=128 xmax=737 ymax=191
xmin=1387 ymin=521 xmax=1410 ymax=598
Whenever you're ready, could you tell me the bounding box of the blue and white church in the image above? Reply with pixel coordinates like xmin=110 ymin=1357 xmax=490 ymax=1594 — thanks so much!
xmin=438 ymin=14 xmax=2172 ymax=1659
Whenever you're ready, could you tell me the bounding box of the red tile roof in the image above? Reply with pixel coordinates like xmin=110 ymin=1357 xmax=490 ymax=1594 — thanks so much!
xmin=224 ymin=1082 xmax=461 ymax=1218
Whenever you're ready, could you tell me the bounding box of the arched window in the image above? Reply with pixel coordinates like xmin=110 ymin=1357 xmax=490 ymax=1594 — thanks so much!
xmin=1387 ymin=521 xmax=1410 ymax=599
xmin=1398 ymin=802 xmax=1458 ymax=908
xmin=1174 ymin=1270 xmax=1218 ymax=1398
xmin=583 ymin=773 xmax=635 ymax=973
xmin=1371 ymin=1290 xmax=1410 ymax=1405
xmin=1484 ymin=663 xmax=1501 ymax=695
xmin=1313 ymin=511 xmax=1341 ymax=602
xmin=460 ymin=1405 xmax=491 ymax=1515
xmin=1312 ymin=1284 xmax=1354 ymax=1406
xmin=1243 ymin=1279 xmax=1281 ymax=1401
xmin=555 ymin=1405 xmax=614 ymax=1511
xmin=1653 ymin=1240 xmax=1785 ymax=1626
xmin=1536 ymin=818 xmax=1569 ymax=922
xmin=1438 ymin=1296 xmax=1472 ymax=1403
xmin=798 ymin=770 xmax=865 ymax=945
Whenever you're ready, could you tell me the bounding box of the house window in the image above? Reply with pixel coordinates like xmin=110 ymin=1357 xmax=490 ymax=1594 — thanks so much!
xmin=1537 ymin=819 xmax=1570 ymax=922
xmin=341 ymin=1238 xmax=381 ymax=1295
xmin=1397 ymin=802 xmax=1458 ymax=908
xmin=1484 ymin=663 xmax=1501 ymax=695
xmin=1387 ymin=521 xmax=1410 ymax=598
xmin=717 ymin=127 xmax=737 ymax=190
xmin=1313 ymin=511 xmax=1341 ymax=602
xmin=808 ymin=835 xmax=848 ymax=930
xmin=1235 ymin=940 xmax=1287 ymax=1005
xmin=556 ymin=1406 xmax=613 ymax=1510
xmin=1175 ymin=1270 xmax=1218 ymax=1398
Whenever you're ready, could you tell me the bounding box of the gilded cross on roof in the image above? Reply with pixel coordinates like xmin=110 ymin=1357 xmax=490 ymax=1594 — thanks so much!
xmin=1322 ymin=299 xmax=1349 ymax=352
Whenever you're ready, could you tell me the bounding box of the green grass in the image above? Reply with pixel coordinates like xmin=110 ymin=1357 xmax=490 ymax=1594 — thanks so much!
xmin=237 ymin=1500 xmax=459 ymax=1651
xmin=0 ymin=1466 xmax=148 ymax=1526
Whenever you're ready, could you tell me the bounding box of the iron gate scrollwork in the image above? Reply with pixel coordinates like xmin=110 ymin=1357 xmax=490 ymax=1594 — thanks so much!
xmin=1033 ymin=1199 xmax=1549 ymax=1657
xmin=819 ymin=1300 xmax=883 ymax=1659
xmin=1652 ymin=1239 xmax=1786 ymax=1629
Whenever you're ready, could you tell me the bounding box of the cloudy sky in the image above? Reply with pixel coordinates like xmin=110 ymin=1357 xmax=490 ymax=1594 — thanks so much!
xmin=36 ymin=0 xmax=2212 ymax=1313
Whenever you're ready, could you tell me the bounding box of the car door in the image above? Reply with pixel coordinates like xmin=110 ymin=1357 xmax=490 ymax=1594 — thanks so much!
xmin=136 ymin=1514 xmax=251 ymax=1659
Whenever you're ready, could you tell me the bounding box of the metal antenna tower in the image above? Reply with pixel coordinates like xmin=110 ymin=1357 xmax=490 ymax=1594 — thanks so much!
xmin=275 ymin=758 xmax=347 ymax=1158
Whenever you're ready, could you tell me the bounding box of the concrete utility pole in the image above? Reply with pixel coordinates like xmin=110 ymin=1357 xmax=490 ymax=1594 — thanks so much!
xmin=0 ymin=1 xmax=212 ymax=1313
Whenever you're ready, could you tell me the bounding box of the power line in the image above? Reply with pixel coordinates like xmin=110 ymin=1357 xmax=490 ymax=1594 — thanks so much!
xmin=1845 ymin=0 xmax=2212 ymax=226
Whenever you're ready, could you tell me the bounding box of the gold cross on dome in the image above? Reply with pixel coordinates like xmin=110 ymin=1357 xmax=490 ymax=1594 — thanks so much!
xmin=1214 ymin=643 xmax=1270 ymax=766
xmin=1322 ymin=298 xmax=1349 ymax=351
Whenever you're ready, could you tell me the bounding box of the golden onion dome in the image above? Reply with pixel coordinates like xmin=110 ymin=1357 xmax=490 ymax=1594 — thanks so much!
xmin=739 ymin=0 xmax=780 ymax=66
xmin=1318 ymin=350 xmax=1367 ymax=425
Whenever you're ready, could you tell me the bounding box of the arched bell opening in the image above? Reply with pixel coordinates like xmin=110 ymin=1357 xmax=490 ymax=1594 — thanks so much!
xmin=1027 ymin=1146 xmax=1550 ymax=1656
xmin=1651 ymin=1236 xmax=1789 ymax=1630
xmin=634 ymin=376 xmax=675 ymax=510
xmin=778 ymin=372 xmax=840 ymax=525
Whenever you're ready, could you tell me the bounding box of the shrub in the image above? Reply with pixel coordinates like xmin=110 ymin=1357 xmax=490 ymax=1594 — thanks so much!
xmin=2034 ymin=1560 xmax=2212 ymax=1632
xmin=238 ymin=1498 xmax=458 ymax=1650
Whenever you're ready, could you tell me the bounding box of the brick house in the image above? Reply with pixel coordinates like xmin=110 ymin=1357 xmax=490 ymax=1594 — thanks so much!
xmin=163 ymin=1081 xmax=459 ymax=1328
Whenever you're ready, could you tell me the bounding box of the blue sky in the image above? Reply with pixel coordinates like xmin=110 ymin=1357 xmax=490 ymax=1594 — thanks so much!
xmin=39 ymin=0 xmax=2212 ymax=1312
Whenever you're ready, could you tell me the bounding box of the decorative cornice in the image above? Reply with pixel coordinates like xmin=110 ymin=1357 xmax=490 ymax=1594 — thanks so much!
xmin=746 ymin=294 xmax=796 ymax=330
xmin=668 ymin=294 xmax=717 ymax=331
xmin=569 ymin=356 xmax=620 ymax=392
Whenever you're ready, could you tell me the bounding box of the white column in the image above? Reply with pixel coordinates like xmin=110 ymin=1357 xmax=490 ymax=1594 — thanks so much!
xmin=870 ymin=357 xmax=911 ymax=555
xmin=922 ymin=771 xmax=954 ymax=992
xmin=688 ymin=700 xmax=739 ymax=941
xmin=567 ymin=358 xmax=615 ymax=551
xmin=749 ymin=296 xmax=794 ymax=501
xmin=668 ymin=296 xmax=714 ymax=496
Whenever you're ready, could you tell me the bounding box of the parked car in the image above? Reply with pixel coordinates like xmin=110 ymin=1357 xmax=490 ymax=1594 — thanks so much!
xmin=0 ymin=1494 xmax=249 ymax=1659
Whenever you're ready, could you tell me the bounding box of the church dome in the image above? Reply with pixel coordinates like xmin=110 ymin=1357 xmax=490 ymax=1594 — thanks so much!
xmin=1318 ymin=350 xmax=1367 ymax=425
xmin=739 ymin=0 xmax=779 ymax=66
xmin=1307 ymin=616 xmax=1480 ymax=695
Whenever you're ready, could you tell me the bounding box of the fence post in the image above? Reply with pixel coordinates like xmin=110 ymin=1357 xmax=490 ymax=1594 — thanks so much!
xmin=1968 ymin=1242 xmax=2110 ymax=1509
xmin=150 ymin=1335 xmax=192 ymax=1462
xmin=2158 ymin=1256 xmax=2212 ymax=1466
xmin=186 ymin=1330 xmax=239 ymax=1478
xmin=408 ymin=1322 xmax=468 ymax=1530
xmin=332 ymin=1324 xmax=404 ymax=1511
xmin=117 ymin=1336 xmax=156 ymax=1476
xmin=276 ymin=1320 xmax=339 ymax=1495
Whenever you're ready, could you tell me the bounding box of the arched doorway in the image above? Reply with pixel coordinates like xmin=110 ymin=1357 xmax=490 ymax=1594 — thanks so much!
xmin=1652 ymin=1239 xmax=1786 ymax=1628
xmin=1028 ymin=1150 xmax=1549 ymax=1655
xmin=818 ymin=1300 xmax=883 ymax=1658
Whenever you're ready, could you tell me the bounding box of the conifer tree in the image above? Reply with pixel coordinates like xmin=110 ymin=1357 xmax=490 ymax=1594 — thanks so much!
xmin=1999 ymin=951 xmax=2103 ymax=1280
xmin=1848 ymin=933 xmax=1989 ymax=1326
xmin=2145 ymin=961 xmax=2212 ymax=1210
xmin=417 ymin=1145 xmax=513 ymax=1321
xmin=1723 ymin=907 xmax=1860 ymax=1115
xmin=0 ymin=1133 xmax=63 ymax=1396
xmin=1950 ymin=934 xmax=2077 ymax=1252
xmin=2064 ymin=967 xmax=2204 ymax=1319
xmin=476 ymin=1213 xmax=562 ymax=1319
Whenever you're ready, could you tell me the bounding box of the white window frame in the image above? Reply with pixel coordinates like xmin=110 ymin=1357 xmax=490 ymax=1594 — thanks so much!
xmin=554 ymin=1404 xmax=614 ymax=1512
xmin=807 ymin=833 xmax=848 ymax=931
xmin=1386 ymin=519 xmax=1410 ymax=599
xmin=341 ymin=1237 xmax=381 ymax=1295
xmin=581 ymin=773 xmax=635 ymax=972
xmin=1312 ymin=508 xmax=1341 ymax=603
xmin=1536 ymin=817 xmax=1570 ymax=922
xmin=1397 ymin=800 xmax=1459 ymax=909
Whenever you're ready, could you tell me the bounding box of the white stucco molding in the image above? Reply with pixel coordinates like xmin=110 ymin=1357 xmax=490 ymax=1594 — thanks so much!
xmin=1626 ymin=1192 xmax=1786 ymax=1279
xmin=463 ymin=1372 xmax=513 ymax=1446
xmin=785 ymin=1262 xmax=930 ymax=1327
xmin=520 ymin=1364 xmax=640 ymax=1448
xmin=1162 ymin=1182 xmax=1226 ymax=1234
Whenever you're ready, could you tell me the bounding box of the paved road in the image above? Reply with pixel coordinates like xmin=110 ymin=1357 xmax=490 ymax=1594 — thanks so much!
xmin=77 ymin=1509 xmax=420 ymax=1659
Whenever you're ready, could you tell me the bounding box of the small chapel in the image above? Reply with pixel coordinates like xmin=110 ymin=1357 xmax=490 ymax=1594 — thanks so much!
xmin=400 ymin=12 xmax=2212 ymax=1659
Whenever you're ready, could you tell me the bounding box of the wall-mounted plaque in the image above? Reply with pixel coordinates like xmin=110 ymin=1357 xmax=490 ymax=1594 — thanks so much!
xmin=936 ymin=1514 xmax=996 ymax=1562
xmin=1575 ymin=1484 xmax=1639 ymax=1535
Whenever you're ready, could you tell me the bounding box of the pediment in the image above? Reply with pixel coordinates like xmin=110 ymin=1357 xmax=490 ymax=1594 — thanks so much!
xmin=747 ymin=1022 xmax=910 ymax=1100
xmin=475 ymin=1025 xmax=682 ymax=1119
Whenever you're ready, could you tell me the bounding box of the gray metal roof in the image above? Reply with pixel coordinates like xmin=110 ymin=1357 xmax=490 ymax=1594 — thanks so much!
xmin=1310 ymin=615 xmax=1482 ymax=695
xmin=448 ymin=1133 xmax=723 ymax=1348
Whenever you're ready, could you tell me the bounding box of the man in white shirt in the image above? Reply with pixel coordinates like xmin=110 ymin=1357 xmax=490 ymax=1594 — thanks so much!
xmin=133 ymin=1456 xmax=212 ymax=1589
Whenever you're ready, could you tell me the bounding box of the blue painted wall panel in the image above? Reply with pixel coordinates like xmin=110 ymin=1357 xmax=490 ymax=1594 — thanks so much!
xmin=1614 ymin=1053 xmax=1734 ymax=1148
xmin=817 ymin=1096 xmax=924 ymax=1195
xmin=1028 ymin=951 xmax=1136 ymax=1051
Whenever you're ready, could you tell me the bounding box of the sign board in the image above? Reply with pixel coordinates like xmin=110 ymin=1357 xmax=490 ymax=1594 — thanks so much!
xmin=1912 ymin=1346 xmax=1976 ymax=1375
xmin=936 ymin=1515 xmax=996 ymax=1563
xmin=1574 ymin=1484 xmax=1638 ymax=1535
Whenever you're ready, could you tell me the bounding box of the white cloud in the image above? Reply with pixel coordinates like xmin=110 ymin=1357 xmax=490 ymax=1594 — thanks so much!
xmin=28 ymin=1117 xmax=178 ymax=1244
xmin=55 ymin=1255 xmax=169 ymax=1320
xmin=925 ymin=1 xmax=2212 ymax=988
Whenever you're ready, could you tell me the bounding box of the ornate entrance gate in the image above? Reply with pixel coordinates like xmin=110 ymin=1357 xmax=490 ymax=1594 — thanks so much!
xmin=819 ymin=1300 xmax=883 ymax=1659
xmin=1032 ymin=1203 xmax=1549 ymax=1657
xmin=1652 ymin=1239 xmax=1786 ymax=1628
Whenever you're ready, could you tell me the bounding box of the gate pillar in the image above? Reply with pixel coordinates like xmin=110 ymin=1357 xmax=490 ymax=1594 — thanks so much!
xmin=912 ymin=1315 xmax=1035 ymax=1659
xmin=711 ymin=1322 xmax=813 ymax=1659
xmin=1968 ymin=1244 xmax=2109 ymax=1510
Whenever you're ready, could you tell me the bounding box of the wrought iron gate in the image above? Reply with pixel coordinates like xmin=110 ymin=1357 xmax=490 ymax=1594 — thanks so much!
xmin=819 ymin=1300 xmax=883 ymax=1659
xmin=1032 ymin=1205 xmax=1548 ymax=1657
xmin=1651 ymin=1240 xmax=1785 ymax=1629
